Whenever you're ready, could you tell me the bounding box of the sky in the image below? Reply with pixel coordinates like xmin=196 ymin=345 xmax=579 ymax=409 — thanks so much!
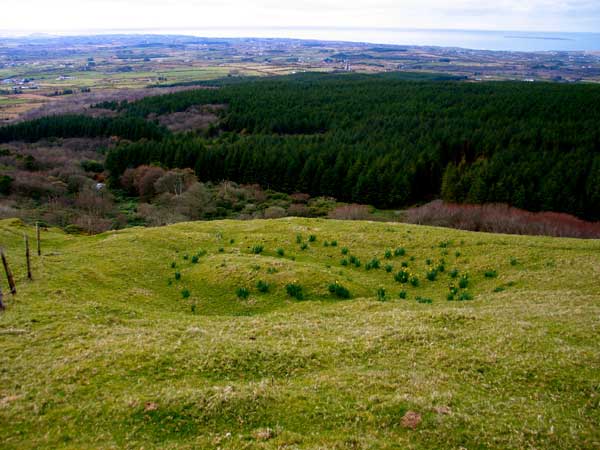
xmin=1 ymin=0 xmax=599 ymax=34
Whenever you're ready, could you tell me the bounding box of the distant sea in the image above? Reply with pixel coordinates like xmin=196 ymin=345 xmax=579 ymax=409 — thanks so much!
xmin=3 ymin=27 xmax=600 ymax=52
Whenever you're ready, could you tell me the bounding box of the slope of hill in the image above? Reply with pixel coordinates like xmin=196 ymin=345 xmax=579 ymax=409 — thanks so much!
xmin=0 ymin=218 xmax=599 ymax=449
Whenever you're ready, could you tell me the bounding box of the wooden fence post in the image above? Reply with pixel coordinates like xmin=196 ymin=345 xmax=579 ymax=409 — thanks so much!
xmin=1 ymin=248 xmax=16 ymax=295
xmin=25 ymin=234 xmax=32 ymax=280
xmin=36 ymin=222 xmax=41 ymax=256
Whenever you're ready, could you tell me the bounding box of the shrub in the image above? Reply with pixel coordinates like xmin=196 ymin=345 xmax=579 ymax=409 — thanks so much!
xmin=328 ymin=282 xmax=351 ymax=299
xmin=341 ymin=247 xmax=349 ymax=255
xmin=376 ymin=288 xmax=387 ymax=302
xmin=286 ymin=283 xmax=304 ymax=300
xmin=384 ymin=249 xmax=392 ymax=259
xmin=484 ymin=269 xmax=498 ymax=278
xmin=181 ymin=289 xmax=190 ymax=299
xmin=256 ymin=280 xmax=270 ymax=293
xmin=395 ymin=270 xmax=409 ymax=283
xmin=252 ymin=245 xmax=264 ymax=254
xmin=365 ymin=258 xmax=381 ymax=270
xmin=276 ymin=248 xmax=285 ymax=257
xmin=399 ymin=291 xmax=408 ymax=299
xmin=328 ymin=204 xmax=371 ymax=220
xmin=309 ymin=234 xmax=317 ymax=242
xmin=385 ymin=264 xmax=393 ymax=273
xmin=394 ymin=248 xmax=406 ymax=257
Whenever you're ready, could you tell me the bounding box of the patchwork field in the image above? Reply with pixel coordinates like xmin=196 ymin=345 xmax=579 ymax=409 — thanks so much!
xmin=0 ymin=218 xmax=598 ymax=449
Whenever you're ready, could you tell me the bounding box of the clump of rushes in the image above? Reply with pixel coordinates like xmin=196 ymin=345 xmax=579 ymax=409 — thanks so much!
xmin=394 ymin=248 xmax=406 ymax=257
xmin=349 ymin=255 xmax=361 ymax=268
xmin=252 ymin=245 xmax=264 ymax=254
xmin=230 ymin=239 xmax=235 ymax=244
xmin=439 ymin=240 xmax=450 ymax=248
xmin=309 ymin=235 xmax=317 ymax=243
xmin=426 ymin=258 xmax=432 ymax=266
xmin=395 ymin=269 xmax=409 ymax=283
xmin=175 ymin=272 xmax=181 ymax=281
xmin=376 ymin=287 xmax=387 ymax=302
xmin=276 ymin=248 xmax=285 ymax=257
xmin=455 ymin=251 xmax=461 ymax=258
xmin=447 ymin=285 xmax=459 ymax=301
xmin=171 ymin=262 xmax=177 ymax=269
xmin=510 ymin=257 xmax=518 ymax=266
xmin=384 ymin=249 xmax=392 ymax=259
xmin=399 ymin=290 xmax=408 ymax=300
xmin=401 ymin=261 xmax=409 ymax=268
xmin=300 ymin=243 xmax=308 ymax=251
xmin=191 ymin=303 xmax=197 ymax=314
xmin=267 ymin=267 xmax=278 ymax=274
xmin=385 ymin=264 xmax=393 ymax=273
xmin=256 ymin=280 xmax=270 ymax=293
xmin=437 ymin=261 xmax=446 ymax=273
xmin=484 ymin=269 xmax=498 ymax=278
xmin=416 ymin=296 xmax=433 ymax=304
xmin=426 ymin=268 xmax=438 ymax=281
xmin=218 ymin=247 xmax=224 ymax=253
xmin=365 ymin=258 xmax=380 ymax=270
xmin=296 ymin=234 xmax=303 ymax=244
xmin=183 ymin=254 xmax=189 ymax=260
xmin=236 ymin=287 xmax=250 ymax=299
xmin=324 ymin=241 xmax=330 ymax=247
xmin=459 ymin=274 xmax=469 ymax=289
xmin=191 ymin=255 xmax=199 ymax=264
xmin=449 ymin=268 xmax=459 ymax=279
xmin=328 ymin=282 xmax=351 ymax=299
xmin=459 ymin=291 xmax=473 ymax=301
xmin=197 ymin=250 xmax=207 ymax=257
xmin=181 ymin=289 xmax=190 ymax=299
xmin=341 ymin=258 xmax=349 ymax=266
xmin=286 ymin=282 xmax=304 ymax=300
xmin=493 ymin=286 xmax=505 ymax=293
xmin=341 ymin=247 xmax=349 ymax=255
xmin=410 ymin=276 xmax=420 ymax=287
xmin=330 ymin=241 xmax=338 ymax=247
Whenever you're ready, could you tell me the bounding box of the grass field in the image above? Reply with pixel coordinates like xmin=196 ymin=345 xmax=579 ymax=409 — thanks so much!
xmin=0 ymin=218 xmax=599 ymax=449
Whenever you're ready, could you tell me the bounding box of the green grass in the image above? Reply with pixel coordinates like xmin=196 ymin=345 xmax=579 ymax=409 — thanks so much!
xmin=0 ymin=217 xmax=599 ymax=449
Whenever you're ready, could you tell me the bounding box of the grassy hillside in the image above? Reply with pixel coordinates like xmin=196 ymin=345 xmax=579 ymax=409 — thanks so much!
xmin=0 ymin=218 xmax=599 ymax=449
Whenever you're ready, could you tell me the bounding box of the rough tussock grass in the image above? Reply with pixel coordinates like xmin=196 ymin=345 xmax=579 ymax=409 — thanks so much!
xmin=0 ymin=217 xmax=599 ymax=449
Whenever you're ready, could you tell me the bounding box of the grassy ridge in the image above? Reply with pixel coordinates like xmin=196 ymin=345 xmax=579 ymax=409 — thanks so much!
xmin=0 ymin=218 xmax=599 ymax=449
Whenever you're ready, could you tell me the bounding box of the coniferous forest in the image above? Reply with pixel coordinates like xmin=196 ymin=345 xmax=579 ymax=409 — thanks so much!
xmin=3 ymin=73 xmax=600 ymax=220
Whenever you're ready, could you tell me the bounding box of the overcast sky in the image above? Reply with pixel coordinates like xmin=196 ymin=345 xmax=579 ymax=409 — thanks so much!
xmin=2 ymin=0 xmax=599 ymax=33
